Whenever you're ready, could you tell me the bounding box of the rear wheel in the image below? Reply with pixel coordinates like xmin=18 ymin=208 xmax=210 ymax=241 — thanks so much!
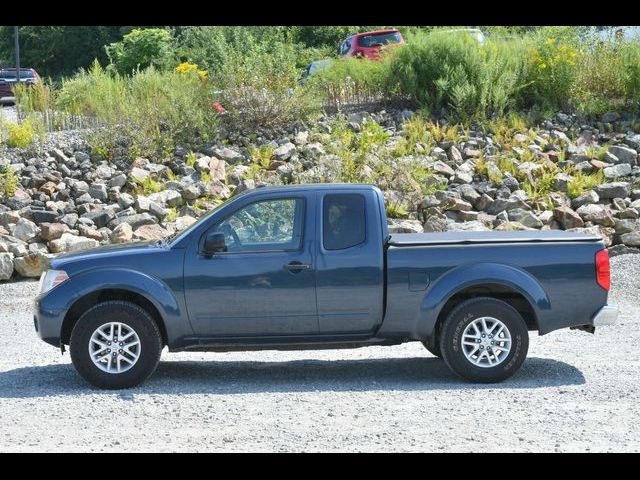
xmin=70 ymin=301 xmax=163 ymax=389
xmin=439 ymin=297 xmax=529 ymax=383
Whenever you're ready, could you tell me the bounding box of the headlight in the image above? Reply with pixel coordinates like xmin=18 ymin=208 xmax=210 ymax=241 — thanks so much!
xmin=39 ymin=270 xmax=69 ymax=295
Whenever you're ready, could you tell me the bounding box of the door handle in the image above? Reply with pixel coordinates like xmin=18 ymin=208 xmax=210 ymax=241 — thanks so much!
xmin=285 ymin=261 xmax=311 ymax=272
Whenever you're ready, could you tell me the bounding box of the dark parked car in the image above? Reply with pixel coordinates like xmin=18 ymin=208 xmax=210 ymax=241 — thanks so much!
xmin=0 ymin=68 xmax=40 ymax=104
xmin=34 ymin=184 xmax=617 ymax=389
xmin=338 ymin=29 xmax=405 ymax=60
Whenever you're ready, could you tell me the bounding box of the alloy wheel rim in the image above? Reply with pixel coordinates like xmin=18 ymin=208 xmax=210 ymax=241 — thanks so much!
xmin=88 ymin=322 xmax=141 ymax=374
xmin=461 ymin=317 xmax=511 ymax=368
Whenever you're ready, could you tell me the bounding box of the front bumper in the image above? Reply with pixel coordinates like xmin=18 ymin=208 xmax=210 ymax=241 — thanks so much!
xmin=34 ymin=295 xmax=64 ymax=347
xmin=591 ymin=305 xmax=618 ymax=326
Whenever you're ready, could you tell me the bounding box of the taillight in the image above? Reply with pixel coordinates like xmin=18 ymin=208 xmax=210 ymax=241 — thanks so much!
xmin=595 ymin=249 xmax=611 ymax=291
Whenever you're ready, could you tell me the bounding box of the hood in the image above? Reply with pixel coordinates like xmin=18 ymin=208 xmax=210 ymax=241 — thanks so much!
xmin=51 ymin=240 xmax=160 ymax=269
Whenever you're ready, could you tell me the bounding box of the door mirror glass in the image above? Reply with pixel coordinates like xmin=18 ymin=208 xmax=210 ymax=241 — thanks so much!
xmin=203 ymin=232 xmax=226 ymax=255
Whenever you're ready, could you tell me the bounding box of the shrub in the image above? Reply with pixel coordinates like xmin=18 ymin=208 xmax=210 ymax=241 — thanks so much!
xmin=6 ymin=120 xmax=37 ymax=148
xmin=523 ymin=29 xmax=580 ymax=111
xmin=0 ymin=162 xmax=18 ymax=198
xmin=390 ymin=29 xmax=530 ymax=119
xmin=306 ymin=55 xmax=397 ymax=109
xmin=212 ymin=42 xmax=321 ymax=130
xmin=55 ymin=61 xmax=219 ymax=159
xmin=570 ymin=39 xmax=640 ymax=115
xmin=105 ymin=28 xmax=175 ymax=75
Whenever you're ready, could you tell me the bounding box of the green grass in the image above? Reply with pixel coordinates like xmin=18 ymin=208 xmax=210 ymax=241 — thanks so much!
xmin=386 ymin=202 xmax=410 ymax=219
xmin=566 ymin=169 xmax=605 ymax=199
xmin=133 ymin=176 xmax=165 ymax=195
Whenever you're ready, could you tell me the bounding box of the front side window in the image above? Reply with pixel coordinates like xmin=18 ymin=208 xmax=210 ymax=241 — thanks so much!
xmin=323 ymin=194 xmax=366 ymax=250
xmin=212 ymin=198 xmax=304 ymax=253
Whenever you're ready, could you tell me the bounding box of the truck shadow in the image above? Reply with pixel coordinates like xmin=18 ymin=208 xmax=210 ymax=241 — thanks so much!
xmin=0 ymin=356 xmax=585 ymax=398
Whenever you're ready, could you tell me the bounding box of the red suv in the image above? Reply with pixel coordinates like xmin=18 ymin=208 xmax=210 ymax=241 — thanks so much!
xmin=0 ymin=68 xmax=40 ymax=104
xmin=338 ymin=29 xmax=405 ymax=60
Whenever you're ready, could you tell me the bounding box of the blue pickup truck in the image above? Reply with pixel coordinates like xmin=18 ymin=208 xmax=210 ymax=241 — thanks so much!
xmin=34 ymin=184 xmax=617 ymax=389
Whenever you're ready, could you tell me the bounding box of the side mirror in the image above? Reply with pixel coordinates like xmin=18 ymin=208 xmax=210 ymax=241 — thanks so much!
xmin=203 ymin=232 xmax=226 ymax=255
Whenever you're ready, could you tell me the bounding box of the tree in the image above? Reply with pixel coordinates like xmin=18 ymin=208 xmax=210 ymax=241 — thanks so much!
xmin=0 ymin=26 xmax=125 ymax=78
xmin=105 ymin=28 xmax=174 ymax=75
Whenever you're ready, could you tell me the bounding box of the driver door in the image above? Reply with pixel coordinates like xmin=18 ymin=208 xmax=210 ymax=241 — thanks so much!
xmin=183 ymin=193 xmax=318 ymax=337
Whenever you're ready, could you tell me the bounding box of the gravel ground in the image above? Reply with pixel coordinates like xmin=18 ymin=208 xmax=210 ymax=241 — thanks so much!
xmin=0 ymin=104 xmax=17 ymax=123
xmin=0 ymin=255 xmax=638 ymax=452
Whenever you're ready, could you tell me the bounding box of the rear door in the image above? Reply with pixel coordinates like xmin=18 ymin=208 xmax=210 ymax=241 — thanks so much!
xmin=315 ymin=189 xmax=385 ymax=334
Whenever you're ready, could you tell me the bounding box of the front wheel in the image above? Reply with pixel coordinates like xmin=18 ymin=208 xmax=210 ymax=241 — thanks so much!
xmin=70 ymin=301 xmax=163 ymax=389
xmin=439 ymin=297 xmax=529 ymax=383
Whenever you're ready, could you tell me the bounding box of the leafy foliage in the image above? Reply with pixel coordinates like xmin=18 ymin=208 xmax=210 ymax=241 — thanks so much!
xmin=105 ymin=28 xmax=175 ymax=75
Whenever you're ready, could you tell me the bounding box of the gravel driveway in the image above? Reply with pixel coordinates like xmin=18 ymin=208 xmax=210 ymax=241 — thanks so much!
xmin=0 ymin=254 xmax=638 ymax=452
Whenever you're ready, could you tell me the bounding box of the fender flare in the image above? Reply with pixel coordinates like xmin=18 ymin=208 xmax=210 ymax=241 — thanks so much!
xmin=51 ymin=268 xmax=190 ymax=345
xmin=417 ymin=262 xmax=551 ymax=338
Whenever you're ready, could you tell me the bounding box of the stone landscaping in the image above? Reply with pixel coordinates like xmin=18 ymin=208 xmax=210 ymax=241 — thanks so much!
xmin=2 ymin=108 xmax=640 ymax=281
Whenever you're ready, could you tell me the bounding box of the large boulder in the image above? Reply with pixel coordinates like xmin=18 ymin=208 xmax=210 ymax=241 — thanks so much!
xmin=387 ymin=219 xmax=423 ymax=234
xmin=604 ymin=163 xmax=632 ymax=179
xmin=553 ymin=206 xmax=584 ymax=229
xmin=608 ymin=145 xmax=637 ymax=165
xmin=576 ymin=204 xmax=616 ymax=227
xmin=595 ymin=182 xmax=630 ymax=200
xmin=273 ymin=142 xmax=296 ymax=162
xmin=49 ymin=233 xmax=100 ymax=253
xmin=212 ymin=146 xmax=244 ymax=164
xmin=11 ymin=218 xmax=40 ymax=243
xmin=13 ymin=253 xmax=55 ymax=277
xmin=110 ymin=223 xmax=133 ymax=244
xmin=507 ymin=208 xmax=543 ymax=229
xmin=133 ymin=224 xmax=169 ymax=241
xmin=108 ymin=213 xmax=157 ymax=230
xmin=148 ymin=189 xmax=182 ymax=207
xmin=39 ymin=222 xmax=70 ymax=241
xmin=621 ymin=230 xmax=640 ymax=247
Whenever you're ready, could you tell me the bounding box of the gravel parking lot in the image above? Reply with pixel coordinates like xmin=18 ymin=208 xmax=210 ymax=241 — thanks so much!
xmin=0 ymin=254 xmax=638 ymax=452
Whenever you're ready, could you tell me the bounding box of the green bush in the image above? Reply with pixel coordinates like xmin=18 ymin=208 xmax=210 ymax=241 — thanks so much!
xmin=106 ymin=28 xmax=174 ymax=75
xmin=522 ymin=28 xmax=580 ymax=111
xmin=571 ymin=39 xmax=640 ymax=115
xmin=216 ymin=43 xmax=321 ymax=130
xmin=55 ymin=61 xmax=218 ymax=159
xmin=6 ymin=120 xmax=37 ymax=148
xmin=306 ymin=55 xmax=396 ymax=109
xmin=390 ymin=29 xmax=530 ymax=120
xmin=0 ymin=161 xmax=18 ymax=198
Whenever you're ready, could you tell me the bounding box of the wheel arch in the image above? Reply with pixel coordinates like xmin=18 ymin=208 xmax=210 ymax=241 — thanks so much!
xmin=418 ymin=262 xmax=550 ymax=341
xmin=61 ymin=289 xmax=168 ymax=346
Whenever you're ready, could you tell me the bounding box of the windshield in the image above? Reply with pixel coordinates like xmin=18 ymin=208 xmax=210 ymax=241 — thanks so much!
xmin=357 ymin=32 xmax=402 ymax=48
xmin=0 ymin=70 xmax=33 ymax=79
xmin=165 ymin=196 xmax=236 ymax=246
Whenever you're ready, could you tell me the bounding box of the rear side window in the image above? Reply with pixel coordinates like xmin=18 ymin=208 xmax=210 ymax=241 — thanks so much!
xmin=323 ymin=194 xmax=366 ymax=250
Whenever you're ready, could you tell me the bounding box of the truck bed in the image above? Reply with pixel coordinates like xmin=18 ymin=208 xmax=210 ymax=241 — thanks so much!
xmin=388 ymin=230 xmax=602 ymax=246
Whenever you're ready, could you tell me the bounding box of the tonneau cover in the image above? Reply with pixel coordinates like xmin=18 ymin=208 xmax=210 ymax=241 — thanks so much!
xmin=388 ymin=230 xmax=602 ymax=246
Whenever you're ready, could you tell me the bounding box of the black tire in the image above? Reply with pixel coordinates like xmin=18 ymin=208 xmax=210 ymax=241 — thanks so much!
xmin=70 ymin=301 xmax=163 ymax=389
xmin=439 ymin=297 xmax=529 ymax=383
xmin=422 ymin=340 xmax=441 ymax=358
